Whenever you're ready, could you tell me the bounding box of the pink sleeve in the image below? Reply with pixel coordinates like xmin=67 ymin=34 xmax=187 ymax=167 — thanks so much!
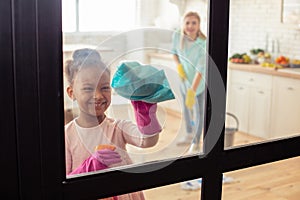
xmin=65 ymin=133 xmax=72 ymax=174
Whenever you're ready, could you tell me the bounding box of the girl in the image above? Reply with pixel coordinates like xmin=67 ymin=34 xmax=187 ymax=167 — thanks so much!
xmin=171 ymin=11 xmax=207 ymax=152
xmin=64 ymin=48 xmax=161 ymax=200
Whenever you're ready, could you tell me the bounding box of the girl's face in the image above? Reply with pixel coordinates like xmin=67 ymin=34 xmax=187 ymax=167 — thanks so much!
xmin=183 ymin=16 xmax=200 ymax=40
xmin=68 ymin=67 xmax=111 ymax=124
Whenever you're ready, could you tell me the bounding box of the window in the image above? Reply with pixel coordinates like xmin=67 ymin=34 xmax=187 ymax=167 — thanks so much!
xmin=3 ymin=0 xmax=300 ymax=199
xmin=62 ymin=0 xmax=136 ymax=32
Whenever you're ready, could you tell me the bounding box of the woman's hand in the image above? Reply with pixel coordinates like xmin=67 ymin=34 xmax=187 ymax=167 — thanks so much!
xmin=185 ymin=88 xmax=196 ymax=110
xmin=177 ymin=63 xmax=187 ymax=80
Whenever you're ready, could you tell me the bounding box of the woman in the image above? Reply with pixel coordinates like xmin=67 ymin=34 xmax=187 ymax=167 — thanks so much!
xmin=171 ymin=11 xmax=206 ymax=152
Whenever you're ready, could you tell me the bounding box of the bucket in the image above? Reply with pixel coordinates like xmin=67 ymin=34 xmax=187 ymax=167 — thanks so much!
xmin=225 ymin=113 xmax=239 ymax=148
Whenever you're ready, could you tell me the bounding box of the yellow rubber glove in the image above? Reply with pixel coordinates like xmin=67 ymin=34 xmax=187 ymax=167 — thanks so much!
xmin=177 ymin=63 xmax=186 ymax=80
xmin=185 ymin=88 xmax=196 ymax=110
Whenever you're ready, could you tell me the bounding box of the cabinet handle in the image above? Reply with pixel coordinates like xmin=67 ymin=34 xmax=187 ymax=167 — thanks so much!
xmin=287 ymin=87 xmax=294 ymax=91
xmin=258 ymin=91 xmax=264 ymax=94
xmin=249 ymin=78 xmax=254 ymax=82
xmin=238 ymin=87 xmax=244 ymax=90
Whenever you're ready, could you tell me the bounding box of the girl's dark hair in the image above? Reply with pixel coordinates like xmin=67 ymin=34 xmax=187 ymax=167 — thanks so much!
xmin=64 ymin=48 xmax=110 ymax=85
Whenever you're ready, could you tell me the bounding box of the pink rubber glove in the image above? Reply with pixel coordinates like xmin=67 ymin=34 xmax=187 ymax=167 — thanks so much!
xmin=131 ymin=100 xmax=162 ymax=135
xmin=68 ymin=156 xmax=108 ymax=175
xmin=68 ymin=157 xmax=119 ymax=200
xmin=92 ymin=149 xmax=122 ymax=167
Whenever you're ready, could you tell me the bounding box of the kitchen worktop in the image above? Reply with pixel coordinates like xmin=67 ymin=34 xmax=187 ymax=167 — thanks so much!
xmin=147 ymin=52 xmax=300 ymax=80
xmin=229 ymin=63 xmax=300 ymax=79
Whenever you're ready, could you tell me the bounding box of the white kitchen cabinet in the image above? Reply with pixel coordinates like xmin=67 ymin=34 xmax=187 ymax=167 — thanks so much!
xmin=270 ymin=77 xmax=300 ymax=138
xmin=248 ymin=87 xmax=272 ymax=138
xmin=227 ymin=82 xmax=250 ymax=133
xmin=226 ymin=69 xmax=272 ymax=138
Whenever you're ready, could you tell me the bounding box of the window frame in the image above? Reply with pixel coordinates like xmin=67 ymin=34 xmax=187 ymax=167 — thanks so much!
xmin=3 ymin=0 xmax=300 ymax=199
xmin=1 ymin=0 xmax=19 ymax=198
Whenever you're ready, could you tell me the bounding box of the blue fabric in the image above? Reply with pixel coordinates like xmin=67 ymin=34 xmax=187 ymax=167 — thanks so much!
xmin=111 ymin=61 xmax=175 ymax=103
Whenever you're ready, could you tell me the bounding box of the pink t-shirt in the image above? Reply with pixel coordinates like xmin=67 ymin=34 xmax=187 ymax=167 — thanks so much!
xmin=65 ymin=117 xmax=159 ymax=200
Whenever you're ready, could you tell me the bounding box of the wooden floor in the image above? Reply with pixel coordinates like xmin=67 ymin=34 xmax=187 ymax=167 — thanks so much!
xmin=132 ymin=108 xmax=300 ymax=200
xmin=66 ymin=103 xmax=300 ymax=200
xmin=143 ymin=156 xmax=300 ymax=200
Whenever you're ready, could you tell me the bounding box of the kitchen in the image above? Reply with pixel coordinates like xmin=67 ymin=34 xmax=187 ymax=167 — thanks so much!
xmin=63 ymin=0 xmax=300 ymax=142
xmin=61 ymin=0 xmax=300 ymax=199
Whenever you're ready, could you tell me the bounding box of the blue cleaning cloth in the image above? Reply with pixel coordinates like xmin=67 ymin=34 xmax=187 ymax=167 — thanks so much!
xmin=111 ymin=61 xmax=175 ymax=103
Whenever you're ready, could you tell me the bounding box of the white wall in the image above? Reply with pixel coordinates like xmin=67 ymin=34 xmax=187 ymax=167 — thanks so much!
xmin=184 ymin=0 xmax=208 ymax=36
xmin=183 ymin=0 xmax=300 ymax=59
xmin=228 ymin=0 xmax=300 ymax=59
xmin=63 ymin=0 xmax=300 ymax=61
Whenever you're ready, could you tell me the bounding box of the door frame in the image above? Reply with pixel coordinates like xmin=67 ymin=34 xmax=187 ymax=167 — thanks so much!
xmin=3 ymin=0 xmax=300 ymax=199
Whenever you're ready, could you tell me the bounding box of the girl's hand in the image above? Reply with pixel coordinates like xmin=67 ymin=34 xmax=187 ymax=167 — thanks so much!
xmin=131 ymin=101 xmax=162 ymax=135
xmin=185 ymin=88 xmax=196 ymax=110
xmin=93 ymin=149 xmax=122 ymax=167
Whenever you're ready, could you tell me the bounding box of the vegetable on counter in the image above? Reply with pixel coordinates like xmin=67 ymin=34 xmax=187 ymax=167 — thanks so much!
xmin=229 ymin=53 xmax=251 ymax=64
xmin=250 ymin=48 xmax=264 ymax=55
xmin=275 ymin=55 xmax=289 ymax=66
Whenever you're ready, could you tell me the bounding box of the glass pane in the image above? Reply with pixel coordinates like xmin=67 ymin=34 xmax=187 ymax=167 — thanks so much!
xmin=62 ymin=0 xmax=76 ymax=32
xmin=78 ymin=0 xmax=136 ymax=31
xmin=222 ymin=157 xmax=300 ymax=199
xmin=225 ymin=0 xmax=300 ymax=149
xmin=63 ymin=0 xmax=210 ymax=181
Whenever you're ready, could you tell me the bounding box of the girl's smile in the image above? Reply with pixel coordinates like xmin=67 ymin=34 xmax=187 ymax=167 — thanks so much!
xmin=68 ymin=66 xmax=111 ymax=126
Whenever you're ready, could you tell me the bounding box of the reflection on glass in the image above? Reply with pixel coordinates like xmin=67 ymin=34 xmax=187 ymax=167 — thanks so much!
xmin=63 ymin=0 xmax=210 ymax=180
xmin=225 ymin=0 xmax=300 ymax=149
xmin=222 ymin=157 xmax=300 ymax=199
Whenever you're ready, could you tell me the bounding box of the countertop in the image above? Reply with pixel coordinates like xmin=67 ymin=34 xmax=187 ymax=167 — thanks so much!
xmin=147 ymin=52 xmax=300 ymax=80
xmin=229 ymin=63 xmax=300 ymax=80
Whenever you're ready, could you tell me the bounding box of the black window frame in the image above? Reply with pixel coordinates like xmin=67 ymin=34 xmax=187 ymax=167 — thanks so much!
xmin=2 ymin=0 xmax=300 ymax=199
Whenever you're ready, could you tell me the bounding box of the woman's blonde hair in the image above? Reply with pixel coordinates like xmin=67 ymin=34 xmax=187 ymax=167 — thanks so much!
xmin=180 ymin=11 xmax=206 ymax=49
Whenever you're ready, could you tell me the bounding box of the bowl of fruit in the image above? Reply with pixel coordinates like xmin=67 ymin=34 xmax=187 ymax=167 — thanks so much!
xmin=229 ymin=53 xmax=251 ymax=64
xmin=275 ymin=55 xmax=289 ymax=68
xmin=290 ymin=59 xmax=300 ymax=68
xmin=250 ymin=48 xmax=265 ymax=64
